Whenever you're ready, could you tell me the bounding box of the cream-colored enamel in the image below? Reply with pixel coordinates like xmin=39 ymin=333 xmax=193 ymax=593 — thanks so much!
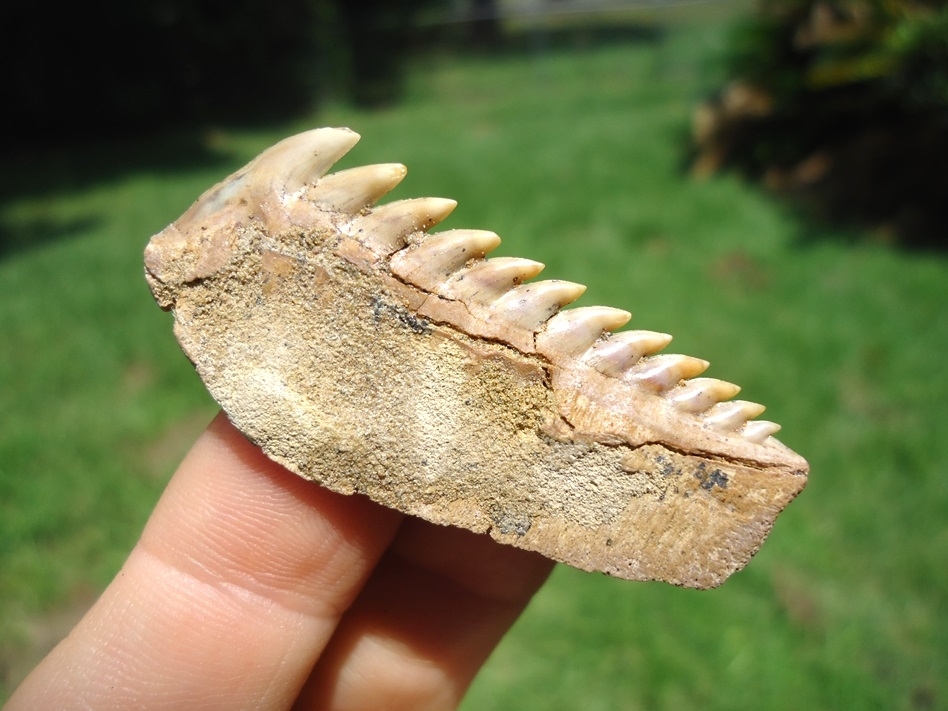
xmin=583 ymin=330 xmax=673 ymax=377
xmin=439 ymin=257 xmax=546 ymax=303
xmin=309 ymin=163 xmax=407 ymax=212
xmin=389 ymin=229 xmax=503 ymax=292
xmin=669 ymin=377 xmax=742 ymax=413
xmin=705 ymin=400 xmax=768 ymax=429
xmin=536 ymin=306 xmax=633 ymax=358
xmin=256 ymin=127 xmax=362 ymax=195
xmin=741 ymin=420 xmax=782 ymax=443
xmin=628 ymin=354 xmax=710 ymax=392
xmin=346 ymin=197 xmax=458 ymax=257
xmin=490 ymin=280 xmax=587 ymax=330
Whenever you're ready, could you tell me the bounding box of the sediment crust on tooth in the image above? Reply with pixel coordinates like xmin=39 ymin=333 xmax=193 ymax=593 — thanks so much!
xmin=144 ymin=126 xmax=810 ymax=590
xmin=309 ymin=163 xmax=407 ymax=212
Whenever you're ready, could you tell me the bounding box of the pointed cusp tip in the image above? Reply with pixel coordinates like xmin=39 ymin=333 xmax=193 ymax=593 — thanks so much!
xmin=306 ymin=126 xmax=361 ymax=143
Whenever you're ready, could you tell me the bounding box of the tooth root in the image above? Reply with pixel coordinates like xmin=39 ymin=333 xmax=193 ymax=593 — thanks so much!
xmin=491 ymin=280 xmax=587 ymax=331
xmin=669 ymin=377 xmax=742 ymax=413
xmin=439 ymin=257 xmax=545 ymax=303
xmin=389 ymin=229 xmax=502 ymax=291
xmin=310 ymin=164 xmax=407 ymax=212
xmin=741 ymin=420 xmax=782 ymax=444
xmin=584 ymin=330 xmax=673 ymax=377
xmin=629 ymin=354 xmax=710 ymax=392
xmin=251 ymin=127 xmax=362 ymax=194
xmin=705 ymin=400 xmax=767 ymax=430
xmin=347 ymin=197 xmax=457 ymax=257
xmin=537 ymin=306 xmax=632 ymax=358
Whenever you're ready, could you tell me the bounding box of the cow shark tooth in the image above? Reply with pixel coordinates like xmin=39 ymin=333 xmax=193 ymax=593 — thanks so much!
xmin=144 ymin=128 xmax=808 ymax=589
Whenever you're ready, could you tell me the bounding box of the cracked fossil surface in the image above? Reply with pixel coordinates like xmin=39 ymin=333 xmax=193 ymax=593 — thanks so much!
xmin=144 ymin=127 xmax=808 ymax=589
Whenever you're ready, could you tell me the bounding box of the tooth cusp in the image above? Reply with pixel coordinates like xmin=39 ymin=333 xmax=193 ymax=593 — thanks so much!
xmin=629 ymin=354 xmax=710 ymax=392
xmin=584 ymin=330 xmax=673 ymax=377
xmin=704 ymin=400 xmax=767 ymax=430
xmin=536 ymin=306 xmax=632 ymax=358
xmin=490 ymin=280 xmax=587 ymax=330
xmin=262 ymin=127 xmax=362 ymax=194
xmin=389 ymin=229 xmax=501 ymax=291
xmin=310 ymin=163 xmax=407 ymax=212
xmin=439 ymin=257 xmax=545 ymax=303
xmin=347 ymin=197 xmax=457 ymax=257
xmin=741 ymin=420 xmax=782 ymax=443
xmin=669 ymin=377 xmax=741 ymax=413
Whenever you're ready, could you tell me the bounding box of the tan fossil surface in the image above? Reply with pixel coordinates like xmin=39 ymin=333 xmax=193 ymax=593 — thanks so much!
xmin=144 ymin=127 xmax=808 ymax=589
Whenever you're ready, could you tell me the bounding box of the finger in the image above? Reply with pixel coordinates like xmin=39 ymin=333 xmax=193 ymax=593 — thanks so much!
xmin=294 ymin=518 xmax=554 ymax=711
xmin=6 ymin=413 xmax=404 ymax=710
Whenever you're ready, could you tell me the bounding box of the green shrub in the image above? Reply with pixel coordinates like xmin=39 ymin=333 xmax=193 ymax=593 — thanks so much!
xmin=692 ymin=0 xmax=948 ymax=245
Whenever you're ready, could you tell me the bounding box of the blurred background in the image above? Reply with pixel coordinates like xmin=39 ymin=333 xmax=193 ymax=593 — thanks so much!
xmin=1 ymin=0 xmax=946 ymax=707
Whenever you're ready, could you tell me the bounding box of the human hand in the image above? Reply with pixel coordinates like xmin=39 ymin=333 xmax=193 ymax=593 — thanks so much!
xmin=5 ymin=412 xmax=553 ymax=710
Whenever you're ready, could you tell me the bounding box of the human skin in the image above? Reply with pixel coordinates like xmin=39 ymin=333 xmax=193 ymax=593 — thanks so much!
xmin=4 ymin=413 xmax=553 ymax=710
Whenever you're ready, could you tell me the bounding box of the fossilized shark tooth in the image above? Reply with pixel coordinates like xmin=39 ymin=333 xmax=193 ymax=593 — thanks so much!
xmin=144 ymin=127 xmax=808 ymax=589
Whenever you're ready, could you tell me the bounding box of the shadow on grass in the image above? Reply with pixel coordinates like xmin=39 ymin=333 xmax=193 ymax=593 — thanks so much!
xmin=1 ymin=128 xmax=235 ymax=203
xmin=0 ymin=215 xmax=103 ymax=260
xmin=0 ymin=125 xmax=262 ymax=260
xmin=0 ymin=16 xmax=668 ymax=259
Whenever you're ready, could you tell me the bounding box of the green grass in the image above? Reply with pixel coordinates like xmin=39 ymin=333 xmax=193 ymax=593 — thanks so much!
xmin=2 ymin=12 xmax=947 ymax=710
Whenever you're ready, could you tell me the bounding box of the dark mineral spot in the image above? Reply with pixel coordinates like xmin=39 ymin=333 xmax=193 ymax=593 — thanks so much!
xmin=695 ymin=462 xmax=729 ymax=491
xmin=370 ymin=296 xmax=431 ymax=334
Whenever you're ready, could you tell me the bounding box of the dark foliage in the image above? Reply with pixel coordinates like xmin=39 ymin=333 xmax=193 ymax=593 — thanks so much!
xmin=692 ymin=0 xmax=948 ymax=246
xmin=2 ymin=1 xmax=445 ymax=154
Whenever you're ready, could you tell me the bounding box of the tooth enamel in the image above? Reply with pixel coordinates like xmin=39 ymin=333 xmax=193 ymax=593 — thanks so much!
xmin=389 ymin=229 xmax=502 ymax=291
xmin=537 ymin=306 xmax=632 ymax=358
xmin=669 ymin=377 xmax=741 ymax=413
xmin=629 ymin=354 xmax=710 ymax=391
xmin=252 ymin=127 xmax=362 ymax=194
xmin=705 ymin=400 xmax=767 ymax=429
xmin=439 ymin=257 xmax=545 ymax=303
xmin=310 ymin=164 xmax=407 ymax=212
xmin=347 ymin=197 xmax=457 ymax=257
xmin=490 ymin=280 xmax=587 ymax=330
xmin=583 ymin=330 xmax=673 ymax=377
xmin=741 ymin=420 xmax=782 ymax=443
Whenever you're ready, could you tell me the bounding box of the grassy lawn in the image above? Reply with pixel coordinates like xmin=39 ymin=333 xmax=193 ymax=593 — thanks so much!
xmin=2 ymin=8 xmax=946 ymax=709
